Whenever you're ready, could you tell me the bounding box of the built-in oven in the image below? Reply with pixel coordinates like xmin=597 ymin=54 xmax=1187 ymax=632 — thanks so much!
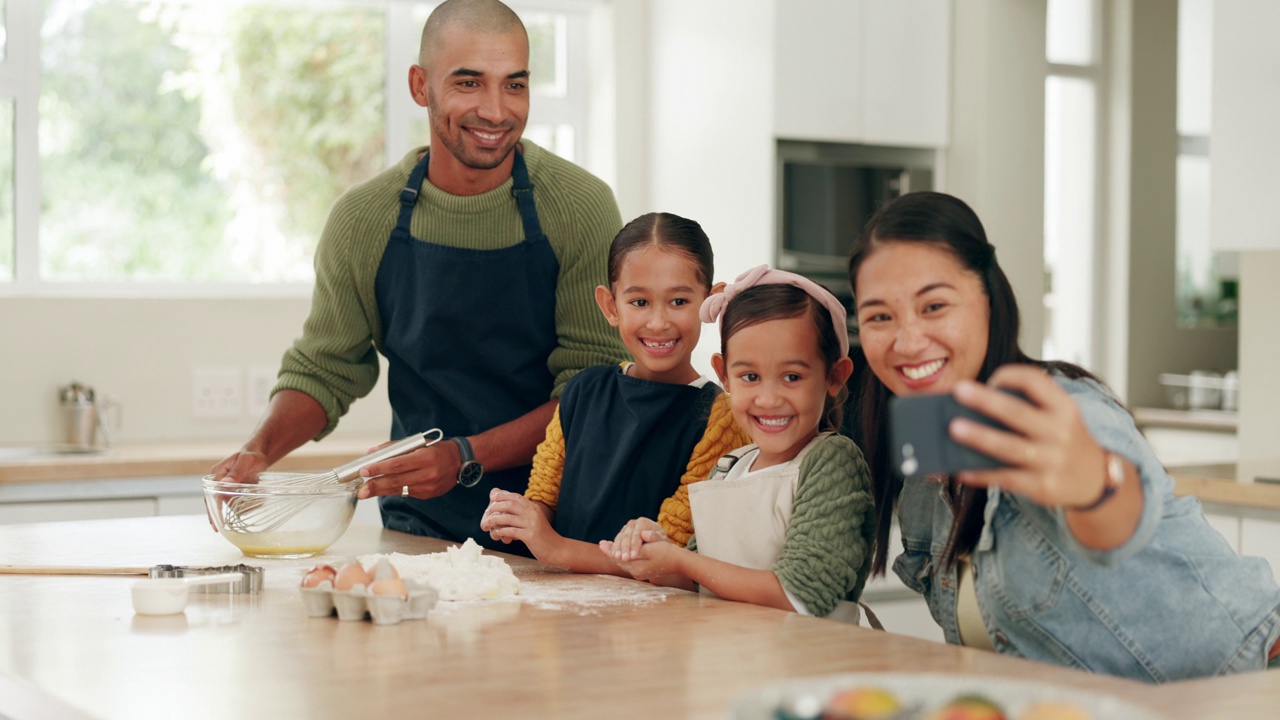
xmin=775 ymin=139 xmax=937 ymax=306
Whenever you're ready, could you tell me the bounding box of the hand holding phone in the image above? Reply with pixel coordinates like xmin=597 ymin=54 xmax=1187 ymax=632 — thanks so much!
xmin=889 ymin=388 xmax=1028 ymax=478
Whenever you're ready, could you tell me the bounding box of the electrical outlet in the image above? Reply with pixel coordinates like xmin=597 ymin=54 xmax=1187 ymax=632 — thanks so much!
xmin=192 ymin=366 xmax=243 ymax=419
xmin=246 ymin=365 xmax=278 ymax=418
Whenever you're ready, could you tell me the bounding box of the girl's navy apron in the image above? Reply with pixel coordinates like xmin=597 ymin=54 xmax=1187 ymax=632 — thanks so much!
xmin=374 ymin=149 xmax=556 ymax=555
xmin=554 ymin=365 xmax=719 ymax=543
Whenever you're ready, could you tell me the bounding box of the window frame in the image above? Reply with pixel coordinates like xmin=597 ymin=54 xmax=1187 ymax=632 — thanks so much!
xmin=0 ymin=0 xmax=599 ymax=299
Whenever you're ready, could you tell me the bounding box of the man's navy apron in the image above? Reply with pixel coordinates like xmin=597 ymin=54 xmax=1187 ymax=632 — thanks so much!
xmin=374 ymin=149 xmax=556 ymax=556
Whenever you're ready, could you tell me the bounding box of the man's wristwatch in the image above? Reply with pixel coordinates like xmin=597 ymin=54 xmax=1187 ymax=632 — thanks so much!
xmin=449 ymin=436 xmax=484 ymax=488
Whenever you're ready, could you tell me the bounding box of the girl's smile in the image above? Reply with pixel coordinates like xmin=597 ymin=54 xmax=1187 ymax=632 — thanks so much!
xmin=595 ymin=244 xmax=706 ymax=385
xmin=713 ymin=316 xmax=846 ymax=470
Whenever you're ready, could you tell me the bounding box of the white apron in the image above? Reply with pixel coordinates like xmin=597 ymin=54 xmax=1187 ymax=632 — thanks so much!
xmin=688 ymin=433 xmax=863 ymax=624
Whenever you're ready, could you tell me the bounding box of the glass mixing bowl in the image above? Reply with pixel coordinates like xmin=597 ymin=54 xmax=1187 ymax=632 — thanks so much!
xmin=203 ymin=473 xmax=360 ymax=559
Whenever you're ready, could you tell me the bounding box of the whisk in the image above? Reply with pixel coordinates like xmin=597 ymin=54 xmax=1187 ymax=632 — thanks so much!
xmin=219 ymin=429 xmax=444 ymax=533
xmin=260 ymin=429 xmax=445 ymax=486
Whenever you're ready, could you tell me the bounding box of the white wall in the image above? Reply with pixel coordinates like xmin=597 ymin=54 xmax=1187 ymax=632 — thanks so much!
xmin=944 ymin=0 xmax=1047 ymax=356
xmin=642 ymin=0 xmax=777 ymax=375
xmin=592 ymin=0 xmax=649 ymax=220
xmin=1238 ymin=254 xmax=1280 ymax=462
xmin=0 ymin=297 xmax=391 ymax=446
xmin=1209 ymin=1 xmax=1280 ymax=463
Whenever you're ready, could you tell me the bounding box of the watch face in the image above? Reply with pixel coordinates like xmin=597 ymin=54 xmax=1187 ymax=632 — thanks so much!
xmin=458 ymin=461 xmax=484 ymax=488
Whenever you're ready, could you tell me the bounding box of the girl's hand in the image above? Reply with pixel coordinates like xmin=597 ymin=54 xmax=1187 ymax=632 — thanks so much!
xmin=600 ymin=533 xmax=683 ymax=581
xmin=480 ymin=489 xmax=559 ymax=557
xmin=948 ymin=364 xmax=1110 ymax=509
xmin=606 ymin=517 xmax=666 ymax=562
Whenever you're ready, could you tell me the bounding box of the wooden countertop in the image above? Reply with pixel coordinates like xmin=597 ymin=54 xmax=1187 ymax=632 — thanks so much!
xmin=1170 ymin=458 xmax=1280 ymax=511
xmin=0 ymin=438 xmax=386 ymax=485
xmin=1 ymin=516 xmax=1278 ymax=720
xmin=1133 ymin=407 xmax=1239 ymax=432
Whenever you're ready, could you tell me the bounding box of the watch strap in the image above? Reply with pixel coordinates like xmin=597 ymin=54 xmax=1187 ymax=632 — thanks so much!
xmin=449 ymin=436 xmax=475 ymax=464
xmin=449 ymin=436 xmax=483 ymax=487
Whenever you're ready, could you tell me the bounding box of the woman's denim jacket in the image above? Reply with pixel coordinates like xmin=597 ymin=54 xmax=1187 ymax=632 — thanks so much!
xmin=893 ymin=375 xmax=1280 ymax=682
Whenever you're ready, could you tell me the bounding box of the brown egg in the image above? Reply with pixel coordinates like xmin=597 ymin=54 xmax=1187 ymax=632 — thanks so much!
xmin=333 ymin=562 xmax=373 ymax=591
xmin=371 ymin=557 xmax=400 ymax=581
xmin=370 ymin=577 xmax=409 ymax=599
xmin=300 ymin=564 xmax=338 ymax=588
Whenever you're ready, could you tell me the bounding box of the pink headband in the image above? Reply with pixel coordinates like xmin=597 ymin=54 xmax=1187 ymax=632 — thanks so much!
xmin=699 ymin=264 xmax=850 ymax=356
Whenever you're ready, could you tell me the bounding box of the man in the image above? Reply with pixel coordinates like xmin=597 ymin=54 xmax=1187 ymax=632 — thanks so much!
xmin=212 ymin=0 xmax=628 ymax=553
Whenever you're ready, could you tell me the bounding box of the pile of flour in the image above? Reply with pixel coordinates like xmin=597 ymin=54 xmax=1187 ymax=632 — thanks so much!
xmin=360 ymin=538 xmax=520 ymax=601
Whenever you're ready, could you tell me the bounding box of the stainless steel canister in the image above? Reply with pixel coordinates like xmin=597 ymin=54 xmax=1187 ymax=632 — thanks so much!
xmin=59 ymin=382 xmax=116 ymax=450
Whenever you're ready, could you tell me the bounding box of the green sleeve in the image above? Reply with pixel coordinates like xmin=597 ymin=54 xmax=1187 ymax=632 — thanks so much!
xmin=529 ymin=148 xmax=630 ymax=396
xmin=773 ymin=435 xmax=876 ymax=617
xmin=275 ymin=179 xmax=390 ymax=438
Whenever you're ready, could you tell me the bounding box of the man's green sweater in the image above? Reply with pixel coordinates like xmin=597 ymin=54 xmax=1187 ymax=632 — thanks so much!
xmin=277 ymin=140 xmax=630 ymax=438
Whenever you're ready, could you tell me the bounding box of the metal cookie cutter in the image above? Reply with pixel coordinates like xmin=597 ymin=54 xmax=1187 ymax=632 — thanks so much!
xmin=148 ymin=564 xmax=264 ymax=594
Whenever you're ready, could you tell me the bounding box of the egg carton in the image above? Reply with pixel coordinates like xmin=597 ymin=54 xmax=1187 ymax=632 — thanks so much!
xmin=300 ymin=579 xmax=439 ymax=625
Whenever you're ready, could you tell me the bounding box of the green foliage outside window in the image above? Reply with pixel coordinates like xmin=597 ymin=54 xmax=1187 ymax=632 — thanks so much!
xmin=39 ymin=0 xmax=385 ymax=283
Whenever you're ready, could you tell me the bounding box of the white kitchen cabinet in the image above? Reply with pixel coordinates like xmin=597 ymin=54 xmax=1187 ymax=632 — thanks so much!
xmin=867 ymin=597 xmax=944 ymax=642
xmin=1240 ymin=517 xmax=1280 ymax=584
xmin=1141 ymin=427 xmax=1238 ymax=466
xmin=0 ymin=476 xmax=202 ymax=525
xmin=1209 ymin=1 xmax=1280 ymax=251
xmin=0 ymin=498 xmax=159 ymax=524
xmin=774 ymin=0 xmax=951 ymax=148
xmin=0 ymin=477 xmax=385 ymax=527
xmin=860 ymin=519 xmax=945 ymax=642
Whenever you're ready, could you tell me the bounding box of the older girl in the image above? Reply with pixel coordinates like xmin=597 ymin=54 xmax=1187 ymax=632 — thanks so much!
xmin=850 ymin=190 xmax=1280 ymax=680
xmin=480 ymin=212 xmax=749 ymax=573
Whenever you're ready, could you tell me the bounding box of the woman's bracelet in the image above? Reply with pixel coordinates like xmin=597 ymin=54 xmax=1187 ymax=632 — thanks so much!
xmin=1070 ymin=451 xmax=1126 ymax=512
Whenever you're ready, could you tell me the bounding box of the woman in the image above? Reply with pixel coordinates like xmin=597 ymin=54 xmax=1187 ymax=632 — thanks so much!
xmin=848 ymin=191 xmax=1280 ymax=681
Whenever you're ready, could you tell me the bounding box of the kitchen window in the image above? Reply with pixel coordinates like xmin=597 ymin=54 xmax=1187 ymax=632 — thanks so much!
xmin=0 ymin=0 xmax=593 ymax=293
xmin=1043 ymin=0 xmax=1103 ymax=371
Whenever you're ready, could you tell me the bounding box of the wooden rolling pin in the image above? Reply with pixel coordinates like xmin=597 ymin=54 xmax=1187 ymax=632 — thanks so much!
xmin=0 ymin=565 xmax=151 ymax=576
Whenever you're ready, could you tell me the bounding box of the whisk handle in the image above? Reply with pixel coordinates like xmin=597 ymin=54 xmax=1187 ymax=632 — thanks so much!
xmin=331 ymin=429 xmax=444 ymax=482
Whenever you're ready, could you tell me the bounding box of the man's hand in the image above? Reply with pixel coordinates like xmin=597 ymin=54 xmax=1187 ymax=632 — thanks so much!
xmin=209 ymin=449 xmax=269 ymax=485
xmin=355 ymin=440 xmax=463 ymax=501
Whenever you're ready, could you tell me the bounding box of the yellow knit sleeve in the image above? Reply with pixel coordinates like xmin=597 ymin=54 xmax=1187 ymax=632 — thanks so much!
xmin=524 ymin=405 xmax=566 ymax=508
xmin=657 ymin=392 xmax=752 ymax=546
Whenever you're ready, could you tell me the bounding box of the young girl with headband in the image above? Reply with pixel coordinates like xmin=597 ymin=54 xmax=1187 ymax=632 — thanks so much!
xmin=603 ymin=265 xmax=876 ymax=621
xmin=480 ymin=212 xmax=750 ymax=573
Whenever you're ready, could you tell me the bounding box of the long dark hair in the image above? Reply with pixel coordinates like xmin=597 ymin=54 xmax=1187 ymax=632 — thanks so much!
xmin=608 ymin=212 xmax=714 ymax=292
xmin=848 ymin=191 xmax=1098 ymax=576
xmin=719 ymin=284 xmax=849 ymax=432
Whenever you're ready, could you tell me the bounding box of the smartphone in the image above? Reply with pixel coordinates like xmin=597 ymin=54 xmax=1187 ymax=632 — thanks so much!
xmin=889 ymin=390 xmax=1025 ymax=478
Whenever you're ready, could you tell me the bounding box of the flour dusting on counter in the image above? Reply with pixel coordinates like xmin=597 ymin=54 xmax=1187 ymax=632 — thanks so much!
xmin=361 ymin=539 xmax=681 ymax=615
xmin=514 ymin=573 xmax=682 ymax=614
